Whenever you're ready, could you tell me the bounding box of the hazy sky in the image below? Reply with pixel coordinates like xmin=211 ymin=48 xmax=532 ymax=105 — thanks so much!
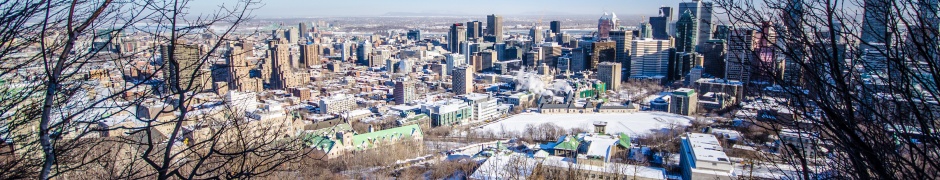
xmin=188 ymin=0 xmax=689 ymax=18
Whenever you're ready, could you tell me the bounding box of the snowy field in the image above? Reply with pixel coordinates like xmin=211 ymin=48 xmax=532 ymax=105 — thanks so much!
xmin=478 ymin=112 xmax=693 ymax=136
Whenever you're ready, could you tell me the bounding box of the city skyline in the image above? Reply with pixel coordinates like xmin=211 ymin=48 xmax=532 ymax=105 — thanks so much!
xmin=191 ymin=0 xmax=688 ymax=17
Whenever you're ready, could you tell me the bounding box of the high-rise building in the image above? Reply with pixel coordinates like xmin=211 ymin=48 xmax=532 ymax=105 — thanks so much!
xmin=286 ymin=27 xmax=299 ymax=44
xmin=725 ymin=29 xmax=757 ymax=83
xmin=630 ymin=39 xmax=672 ymax=78
xmin=611 ymin=30 xmax=632 ymax=73
xmin=540 ymin=42 xmax=561 ymax=67
xmin=550 ymin=21 xmax=562 ymax=34
xmin=357 ymin=41 xmax=372 ymax=66
xmin=300 ymin=43 xmax=320 ymax=66
xmin=597 ymin=62 xmax=622 ymax=91
xmin=445 ymin=53 xmax=465 ymax=77
xmin=860 ymin=0 xmax=893 ymax=50
xmin=449 ymin=23 xmax=467 ymax=53
xmin=597 ymin=12 xmax=620 ymax=40
xmin=480 ymin=50 xmax=497 ymax=72
xmin=407 ymin=29 xmax=422 ymax=41
xmin=467 ymin=21 xmax=483 ymax=40
xmin=394 ymin=79 xmax=416 ymax=104
xmin=452 ymin=65 xmax=473 ymax=95
xmin=299 ymin=23 xmax=308 ymax=39
xmin=269 ymin=43 xmax=292 ymax=89
xmin=700 ymin=40 xmax=727 ymax=78
xmin=225 ymin=41 xmax=254 ymax=92
xmin=679 ymin=0 xmax=714 ymax=46
xmin=639 ymin=22 xmax=653 ymax=39
xmin=486 ymin=14 xmax=504 ymax=43
xmin=669 ymin=88 xmax=698 ymax=116
xmin=590 ymin=41 xmax=616 ymax=70
xmin=650 ymin=7 xmax=674 ymax=40
xmin=162 ymin=44 xmax=208 ymax=94
xmin=675 ymin=10 xmax=698 ymax=53
xmin=530 ymin=26 xmax=544 ymax=44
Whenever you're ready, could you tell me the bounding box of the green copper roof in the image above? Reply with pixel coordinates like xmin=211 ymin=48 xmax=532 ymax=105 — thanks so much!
xmin=618 ymin=133 xmax=631 ymax=148
xmin=303 ymin=134 xmax=336 ymax=152
xmin=553 ymin=135 xmax=580 ymax=151
xmin=351 ymin=124 xmax=422 ymax=150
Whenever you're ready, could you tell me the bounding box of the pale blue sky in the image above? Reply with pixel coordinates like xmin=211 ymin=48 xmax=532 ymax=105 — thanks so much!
xmin=189 ymin=0 xmax=690 ymax=18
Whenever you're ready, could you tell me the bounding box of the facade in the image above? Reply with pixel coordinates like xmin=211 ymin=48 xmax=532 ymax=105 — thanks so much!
xmin=305 ymin=124 xmax=424 ymax=159
xmin=467 ymin=21 xmax=483 ymax=40
xmin=407 ymin=29 xmax=422 ymax=41
xmin=449 ymin=23 xmax=467 ymax=53
xmin=590 ymin=41 xmax=616 ymax=70
xmin=530 ymin=26 xmax=544 ymax=44
xmin=162 ymin=44 xmax=209 ymax=94
xmin=680 ymin=133 xmax=735 ymax=180
xmin=725 ymin=29 xmax=757 ymax=83
xmin=597 ymin=62 xmax=622 ymax=91
xmin=452 ymin=65 xmax=474 ymax=95
xmin=675 ymin=10 xmax=698 ymax=53
xmin=461 ymin=93 xmax=499 ymax=122
xmin=649 ymin=7 xmax=674 ymax=40
xmin=550 ymin=20 xmax=561 ymax=34
xmin=300 ymin=43 xmax=320 ymax=66
xmin=700 ymin=40 xmax=727 ymax=78
xmin=669 ymin=88 xmax=698 ymax=116
xmin=630 ymin=39 xmax=672 ymax=79
xmin=424 ymin=100 xmax=473 ymax=127
xmin=394 ymin=79 xmax=416 ymax=104
xmin=597 ymin=12 xmax=620 ymax=40
xmin=694 ymin=78 xmax=744 ymax=102
xmin=610 ymin=30 xmax=632 ymax=74
xmin=486 ymin=14 xmax=504 ymax=43
xmin=319 ymin=94 xmax=356 ymax=114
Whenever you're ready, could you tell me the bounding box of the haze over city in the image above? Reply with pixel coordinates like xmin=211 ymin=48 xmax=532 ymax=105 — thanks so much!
xmin=1 ymin=0 xmax=937 ymax=179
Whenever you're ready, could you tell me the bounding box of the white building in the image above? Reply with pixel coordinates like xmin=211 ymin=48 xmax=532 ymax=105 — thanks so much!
xmin=461 ymin=93 xmax=500 ymax=122
xmin=319 ymin=94 xmax=356 ymax=114
xmin=680 ymin=133 xmax=735 ymax=180
xmin=630 ymin=39 xmax=671 ymax=79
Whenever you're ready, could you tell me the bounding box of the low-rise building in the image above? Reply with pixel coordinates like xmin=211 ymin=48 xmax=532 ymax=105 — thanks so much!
xmin=680 ymin=133 xmax=735 ymax=180
xmin=305 ymin=124 xmax=424 ymax=159
xmin=422 ymin=99 xmax=473 ymax=127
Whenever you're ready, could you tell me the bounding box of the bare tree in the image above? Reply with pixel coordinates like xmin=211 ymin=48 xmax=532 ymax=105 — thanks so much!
xmin=716 ymin=0 xmax=940 ymax=179
xmin=0 ymin=0 xmax=315 ymax=179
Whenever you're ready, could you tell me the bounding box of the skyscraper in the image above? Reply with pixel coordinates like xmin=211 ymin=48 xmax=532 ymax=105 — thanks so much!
xmin=467 ymin=21 xmax=483 ymax=40
xmin=286 ymin=27 xmax=299 ymax=44
xmin=453 ymin=65 xmax=473 ymax=95
xmin=407 ymin=29 xmax=422 ymax=41
xmin=394 ymin=79 xmax=416 ymax=104
xmin=269 ymin=43 xmax=292 ymax=89
xmin=630 ymin=39 xmax=672 ymax=78
xmin=650 ymin=6 xmax=674 ymax=40
xmin=300 ymin=43 xmax=319 ymax=66
xmin=550 ymin=21 xmax=562 ymax=34
xmin=486 ymin=14 xmax=504 ymax=43
xmin=675 ymin=10 xmax=698 ymax=53
xmin=725 ymin=29 xmax=757 ymax=83
xmin=611 ymin=30 xmax=632 ymax=73
xmin=701 ymin=40 xmax=727 ymax=78
xmin=598 ymin=62 xmax=622 ymax=91
xmin=597 ymin=12 xmax=620 ymax=40
xmin=860 ymin=0 xmax=893 ymax=50
xmin=357 ymin=41 xmax=372 ymax=66
xmin=530 ymin=26 xmax=544 ymax=44
xmin=679 ymin=0 xmax=714 ymax=46
xmin=639 ymin=22 xmax=653 ymax=39
xmin=162 ymin=44 xmax=208 ymax=94
xmin=299 ymin=22 xmax=308 ymax=38
xmin=590 ymin=41 xmax=616 ymax=70
xmin=449 ymin=23 xmax=467 ymax=53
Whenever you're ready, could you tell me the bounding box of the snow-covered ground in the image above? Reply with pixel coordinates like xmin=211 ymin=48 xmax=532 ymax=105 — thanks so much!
xmin=477 ymin=112 xmax=693 ymax=136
